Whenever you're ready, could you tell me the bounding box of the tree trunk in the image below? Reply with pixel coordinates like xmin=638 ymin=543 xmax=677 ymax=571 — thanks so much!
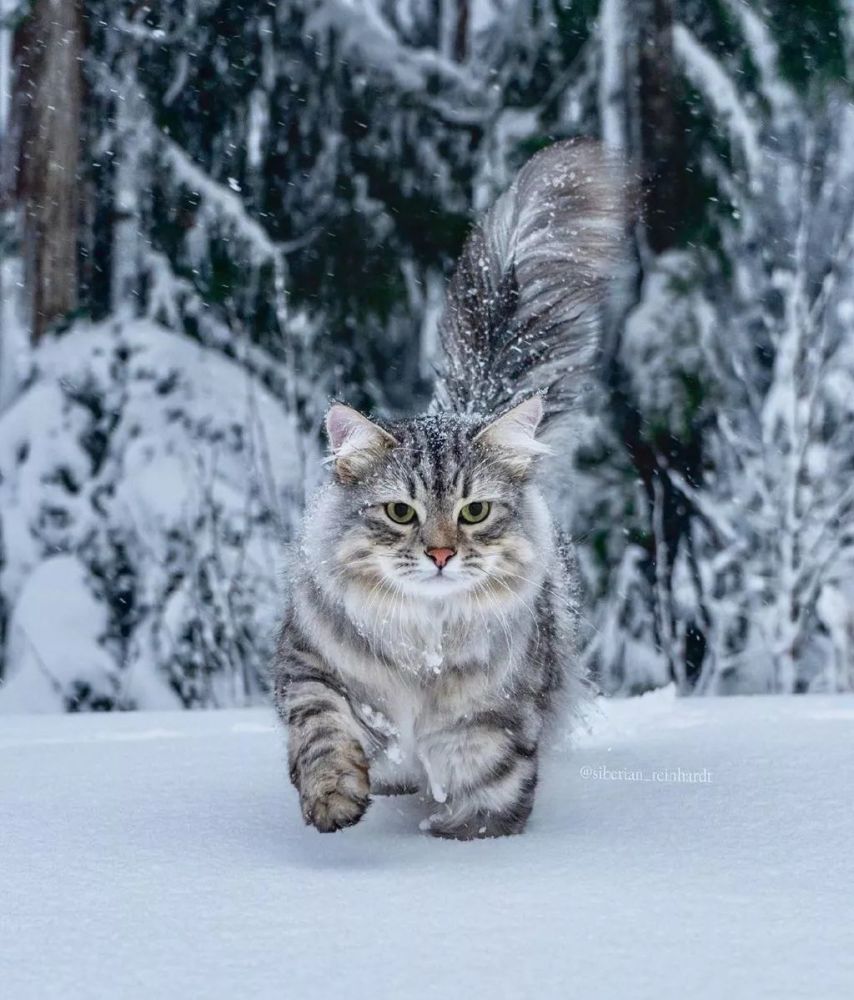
xmin=453 ymin=0 xmax=468 ymax=63
xmin=637 ymin=0 xmax=690 ymax=254
xmin=15 ymin=0 xmax=83 ymax=341
xmin=601 ymin=0 xmax=709 ymax=689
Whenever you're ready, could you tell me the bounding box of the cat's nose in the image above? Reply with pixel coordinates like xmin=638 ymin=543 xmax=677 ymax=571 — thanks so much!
xmin=426 ymin=547 xmax=456 ymax=569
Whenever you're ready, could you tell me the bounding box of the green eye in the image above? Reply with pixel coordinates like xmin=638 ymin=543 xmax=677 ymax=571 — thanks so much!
xmin=459 ymin=501 xmax=491 ymax=524
xmin=385 ymin=502 xmax=417 ymax=524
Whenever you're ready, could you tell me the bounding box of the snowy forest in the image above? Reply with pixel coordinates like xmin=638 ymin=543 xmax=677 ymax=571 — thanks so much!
xmin=2 ymin=0 xmax=854 ymax=711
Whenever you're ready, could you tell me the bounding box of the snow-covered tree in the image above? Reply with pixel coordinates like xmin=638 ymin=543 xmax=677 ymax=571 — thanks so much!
xmin=671 ymin=85 xmax=854 ymax=693
xmin=3 ymin=0 xmax=854 ymax=707
xmin=0 ymin=319 xmax=299 ymax=710
xmin=578 ymin=0 xmax=854 ymax=694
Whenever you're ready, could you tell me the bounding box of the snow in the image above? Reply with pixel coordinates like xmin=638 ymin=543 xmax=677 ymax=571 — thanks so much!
xmin=1 ymin=555 xmax=115 ymax=713
xmin=0 ymin=254 xmax=29 ymax=408
xmin=161 ymin=139 xmax=280 ymax=263
xmin=2 ymin=690 xmax=853 ymax=999
xmin=722 ymin=0 xmax=794 ymax=116
xmin=0 ymin=319 xmax=299 ymax=710
xmin=308 ymin=0 xmax=482 ymax=102
xmin=673 ymin=23 xmax=762 ymax=179
xmin=0 ymin=0 xmax=18 ymax=135
xmin=598 ymin=0 xmax=626 ymax=150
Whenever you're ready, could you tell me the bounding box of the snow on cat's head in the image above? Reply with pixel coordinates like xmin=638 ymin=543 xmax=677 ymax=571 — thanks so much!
xmin=306 ymin=398 xmax=552 ymax=606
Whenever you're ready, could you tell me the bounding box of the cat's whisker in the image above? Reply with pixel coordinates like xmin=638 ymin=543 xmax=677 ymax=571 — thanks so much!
xmin=485 ymin=573 xmax=542 ymax=647
xmin=473 ymin=582 xmax=514 ymax=662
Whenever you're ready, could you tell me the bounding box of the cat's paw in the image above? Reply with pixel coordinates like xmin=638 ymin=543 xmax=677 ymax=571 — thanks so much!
xmin=419 ymin=809 xmax=527 ymax=840
xmin=299 ymin=741 xmax=371 ymax=833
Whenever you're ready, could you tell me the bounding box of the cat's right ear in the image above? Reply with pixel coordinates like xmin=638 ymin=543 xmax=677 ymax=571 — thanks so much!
xmin=473 ymin=395 xmax=549 ymax=476
xmin=325 ymin=404 xmax=398 ymax=483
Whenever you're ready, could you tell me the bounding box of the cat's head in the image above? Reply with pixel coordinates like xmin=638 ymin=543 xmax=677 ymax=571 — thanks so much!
xmin=311 ymin=397 xmax=552 ymax=602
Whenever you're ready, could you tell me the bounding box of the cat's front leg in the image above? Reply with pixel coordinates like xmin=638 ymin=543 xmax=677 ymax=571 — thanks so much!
xmin=277 ymin=669 xmax=371 ymax=833
xmin=417 ymin=710 xmax=539 ymax=840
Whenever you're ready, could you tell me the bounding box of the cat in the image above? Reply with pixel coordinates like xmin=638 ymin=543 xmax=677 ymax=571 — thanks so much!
xmin=273 ymin=140 xmax=626 ymax=839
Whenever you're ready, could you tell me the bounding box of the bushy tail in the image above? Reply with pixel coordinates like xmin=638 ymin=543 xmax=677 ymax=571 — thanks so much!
xmin=435 ymin=140 xmax=628 ymax=429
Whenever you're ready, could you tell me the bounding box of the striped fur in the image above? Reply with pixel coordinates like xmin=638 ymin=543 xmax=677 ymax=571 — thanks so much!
xmin=274 ymin=141 xmax=625 ymax=839
xmin=436 ymin=139 xmax=626 ymax=432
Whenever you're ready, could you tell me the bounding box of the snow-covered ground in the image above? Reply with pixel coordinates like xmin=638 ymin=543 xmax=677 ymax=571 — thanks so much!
xmin=2 ymin=690 xmax=853 ymax=999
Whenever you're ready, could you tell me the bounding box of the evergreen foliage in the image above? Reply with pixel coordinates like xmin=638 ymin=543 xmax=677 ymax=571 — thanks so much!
xmin=2 ymin=0 xmax=854 ymax=706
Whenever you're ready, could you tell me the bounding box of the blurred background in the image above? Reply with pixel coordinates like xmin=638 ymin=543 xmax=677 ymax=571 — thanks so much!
xmin=1 ymin=0 xmax=854 ymax=712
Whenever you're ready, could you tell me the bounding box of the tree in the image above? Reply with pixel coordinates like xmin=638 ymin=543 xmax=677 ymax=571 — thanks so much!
xmin=13 ymin=0 xmax=83 ymax=340
xmin=579 ymin=0 xmax=854 ymax=693
xmin=3 ymin=0 xmax=854 ymax=707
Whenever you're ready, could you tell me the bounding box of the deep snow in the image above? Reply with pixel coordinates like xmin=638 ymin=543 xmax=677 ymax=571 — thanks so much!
xmin=2 ymin=690 xmax=853 ymax=999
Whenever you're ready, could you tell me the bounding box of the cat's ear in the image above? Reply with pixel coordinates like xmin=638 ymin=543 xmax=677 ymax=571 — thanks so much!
xmin=474 ymin=396 xmax=549 ymax=474
xmin=325 ymin=404 xmax=398 ymax=483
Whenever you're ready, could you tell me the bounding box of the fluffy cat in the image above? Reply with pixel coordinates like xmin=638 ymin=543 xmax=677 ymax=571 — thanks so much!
xmin=273 ymin=140 xmax=626 ymax=839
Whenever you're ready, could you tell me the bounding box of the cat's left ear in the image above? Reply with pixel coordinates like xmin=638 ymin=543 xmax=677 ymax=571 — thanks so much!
xmin=325 ymin=404 xmax=398 ymax=483
xmin=474 ymin=396 xmax=550 ymax=475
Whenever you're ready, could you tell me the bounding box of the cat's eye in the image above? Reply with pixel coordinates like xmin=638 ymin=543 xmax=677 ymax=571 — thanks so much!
xmin=385 ymin=502 xmax=417 ymax=524
xmin=459 ymin=501 xmax=491 ymax=524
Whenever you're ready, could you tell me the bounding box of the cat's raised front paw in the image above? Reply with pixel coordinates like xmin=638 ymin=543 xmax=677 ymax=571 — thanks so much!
xmin=299 ymin=742 xmax=371 ymax=833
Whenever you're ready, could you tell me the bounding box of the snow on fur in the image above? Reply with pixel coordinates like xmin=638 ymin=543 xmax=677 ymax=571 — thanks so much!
xmin=436 ymin=139 xmax=628 ymax=429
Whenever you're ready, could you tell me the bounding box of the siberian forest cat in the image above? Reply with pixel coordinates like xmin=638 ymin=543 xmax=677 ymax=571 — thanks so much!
xmin=273 ymin=140 xmax=626 ymax=839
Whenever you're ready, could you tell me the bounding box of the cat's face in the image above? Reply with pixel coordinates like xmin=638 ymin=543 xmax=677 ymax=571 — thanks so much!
xmin=315 ymin=398 xmax=551 ymax=602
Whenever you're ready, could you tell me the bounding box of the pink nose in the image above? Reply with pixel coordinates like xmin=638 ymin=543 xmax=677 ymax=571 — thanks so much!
xmin=426 ymin=547 xmax=456 ymax=569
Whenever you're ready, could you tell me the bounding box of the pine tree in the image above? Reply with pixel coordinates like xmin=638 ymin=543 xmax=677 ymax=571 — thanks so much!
xmin=578 ymin=0 xmax=854 ymax=693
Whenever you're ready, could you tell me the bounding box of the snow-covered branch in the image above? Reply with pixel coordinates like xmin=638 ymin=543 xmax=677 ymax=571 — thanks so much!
xmin=672 ymin=23 xmax=762 ymax=181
